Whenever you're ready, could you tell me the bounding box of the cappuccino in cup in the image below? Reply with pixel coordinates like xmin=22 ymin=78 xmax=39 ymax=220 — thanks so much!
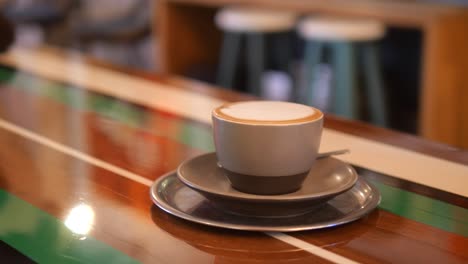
xmin=212 ymin=101 xmax=323 ymax=195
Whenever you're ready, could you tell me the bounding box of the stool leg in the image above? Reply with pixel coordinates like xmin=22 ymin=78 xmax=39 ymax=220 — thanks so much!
xmin=246 ymin=33 xmax=264 ymax=96
xmin=303 ymin=42 xmax=323 ymax=106
xmin=217 ymin=32 xmax=242 ymax=89
xmin=332 ymin=42 xmax=358 ymax=119
xmin=362 ymin=43 xmax=388 ymax=127
xmin=274 ymin=32 xmax=294 ymax=101
xmin=276 ymin=32 xmax=292 ymax=73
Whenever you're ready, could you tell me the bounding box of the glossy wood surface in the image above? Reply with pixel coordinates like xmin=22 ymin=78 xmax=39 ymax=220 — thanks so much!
xmin=81 ymin=53 xmax=468 ymax=165
xmin=0 ymin=54 xmax=467 ymax=263
xmin=155 ymin=0 xmax=468 ymax=149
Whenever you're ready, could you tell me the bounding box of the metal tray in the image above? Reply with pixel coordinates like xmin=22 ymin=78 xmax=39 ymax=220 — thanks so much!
xmin=150 ymin=171 xmax=380 ymax=232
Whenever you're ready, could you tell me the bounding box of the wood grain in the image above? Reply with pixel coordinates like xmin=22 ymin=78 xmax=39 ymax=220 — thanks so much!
xmin=420 ymin=12 xmax=468 ymax=148
xmin=156 ymin=0 xmax=221 ymax=75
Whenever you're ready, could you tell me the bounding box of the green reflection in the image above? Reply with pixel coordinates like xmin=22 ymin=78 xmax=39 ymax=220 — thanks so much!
xmin=373 ymin=182 xmax=468 ymax=236
xmin=0 ymin=67 xmax=14 ymax=82
xmin=179 ymin=122 xmax=214 ymax=151
xmin=0 ymin=190 xmax=139 ymax=264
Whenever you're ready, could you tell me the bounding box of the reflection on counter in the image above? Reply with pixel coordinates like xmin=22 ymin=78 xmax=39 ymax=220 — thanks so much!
xmin=64 ymin=203 xmax=95 ymax=238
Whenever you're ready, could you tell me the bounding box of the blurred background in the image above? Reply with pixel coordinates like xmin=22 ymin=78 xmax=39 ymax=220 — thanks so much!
xmin=0 ymin=0 xmax=155 ymax=69
xmin=1 ymin=0 xmax=467 ymax=147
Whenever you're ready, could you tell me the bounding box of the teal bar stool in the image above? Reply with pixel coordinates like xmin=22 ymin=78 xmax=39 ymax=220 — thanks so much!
xmin=215 ymin=7 xmax=296 ymax=96
xmin=298 ymin=17 xmax=388 ymax=127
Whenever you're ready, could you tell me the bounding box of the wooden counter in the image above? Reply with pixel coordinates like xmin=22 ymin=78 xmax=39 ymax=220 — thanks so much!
xmin=0 ymin=46 xmax=467 ymax=263
xmin=155 ymin=0 xmax=468 ymax=148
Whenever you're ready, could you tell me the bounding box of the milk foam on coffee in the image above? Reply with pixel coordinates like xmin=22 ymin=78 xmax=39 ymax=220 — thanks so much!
xmin=214 ymin=101 xmax=321 ymax=124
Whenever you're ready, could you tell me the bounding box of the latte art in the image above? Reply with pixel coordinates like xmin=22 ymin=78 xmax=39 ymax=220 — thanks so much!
xmin=213 ymin=101 xmax=322 ymax=125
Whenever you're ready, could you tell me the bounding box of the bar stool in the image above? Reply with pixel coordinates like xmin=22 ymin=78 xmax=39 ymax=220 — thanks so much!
xmin=2 ymin=0 xmax=76 ymax=46
xmin=298 ymin=17 xmax=388 ymax=126
xmin=70 ymin=0 xmax=151 ymax=69
xmin=215 ymin=7 xmax=296 ymax=96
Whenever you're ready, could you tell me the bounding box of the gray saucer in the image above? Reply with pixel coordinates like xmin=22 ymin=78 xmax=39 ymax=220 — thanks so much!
xmin=176 ymin=153 xmax=358 ymax=217
xmin=150 ymin=171 xmax=380 ymax=232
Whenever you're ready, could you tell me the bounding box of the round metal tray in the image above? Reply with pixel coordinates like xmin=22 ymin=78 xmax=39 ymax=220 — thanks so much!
xmin=150 ymin=171 xmax=380 ymax=232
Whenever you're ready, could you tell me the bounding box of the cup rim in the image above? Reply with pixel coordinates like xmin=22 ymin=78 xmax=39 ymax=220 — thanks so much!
xmin=212 ymin=101 xmax=324 ymax=126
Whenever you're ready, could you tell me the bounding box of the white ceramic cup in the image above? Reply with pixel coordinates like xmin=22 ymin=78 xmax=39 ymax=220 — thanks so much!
xmin=212 ymin=101 xmax=323 ymax=194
